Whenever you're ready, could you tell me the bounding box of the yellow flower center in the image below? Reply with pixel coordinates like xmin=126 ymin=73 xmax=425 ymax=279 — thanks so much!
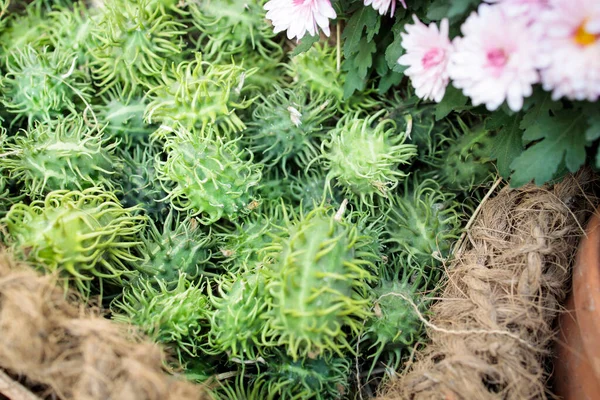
xmin=574 ymin=22 xmax=598 ymax=46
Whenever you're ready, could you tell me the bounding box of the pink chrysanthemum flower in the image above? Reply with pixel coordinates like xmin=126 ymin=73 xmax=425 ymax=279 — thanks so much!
xmin=364 ymin=0 xmax=407 ymax=17
xmin=483 ymin=0 xmax=549 ymax=22
xmin=397 ymin=16 xmax=452 ymax=103
xmin=264 ymin=0 xmax=336 ymax=41
xmin=448 ymin=4 xmax=542 ymax=112
xmin=536 ymin=0 xmax=600 ymax=101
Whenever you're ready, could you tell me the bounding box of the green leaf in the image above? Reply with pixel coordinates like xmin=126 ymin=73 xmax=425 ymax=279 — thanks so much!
xmin=519 ymin=91 xmax=563 ymax=130
xmin=342 ymin=7 xmax=379 ymax=58
xmin=448 ymin=0 xmax=479 ymax=18
xmin=485 ymin=112 xmax=524 ymax=178
xmin=509 ymin=111 xmax=589 ymax=187
xmin=342 ymin=61 xmax=367 ymax=99
xmin=385 ymin=20 xmax=406 ymax=72
xmin=584 ymin=105 xmax=600 ymax=141
xmin=291 ymin=34 xmax=320 ymax=56
xmin=427 ymin=1 xmax=451 ymax=20
xmin=435 ymin=86 xmax=468 ymax=120
xmin=354 ymin=37 xmax=376 ymax=78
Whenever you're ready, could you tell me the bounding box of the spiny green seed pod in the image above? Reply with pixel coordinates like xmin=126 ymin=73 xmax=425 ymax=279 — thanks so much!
xmin=98 ymin=88 xmax=155 ymax=146
xmin=2 ymin=115 xmax=118 ymax=197
xmin=89 ymin=0 xmax=186 ymax=96
xmin=154 ymin=125 xmax=262 ymax=225
xmin=245 ymin=87 xmax=336 ymax=172
xmin=363 ymin=276 xmax=426 ymax=377
xmin=3 ymin=188 xmax=146 ymax=295
xmin=145 ymin=52 xmax=256 ymax=136
xmin=254 ymin=353 xmax=351 ymax=400
xmin=137 ymin=210 xmax=217 ymax=286
xmin=216 ymin=212 xmax=285 ymax=272
xmin=0 ymin=4 xmax=51 ymax=60
xmin=47 ymin=3 xmax=95 ymax=65
xmin=190 ymin=0 xmax=281 ymax=63
xmin=320 ymin=111 xmax=417 ymax=204
xmin=207 ymin=271 xmax=271 ymax=359
xmin=1 ymin=45 xmax=92 ymax=123
xmin=425 ymin=119 xmax=495 ymax=191
xmin=384 ymin=177 xmax=462 ymax=269
xmin=117 ymin=145 xmax=169 ymax=221
xmin=0 ymin=0 xmax=10 ymax=31
xmin=265 ymin=204 xmax=375 ymax=360
xmin=112 ymin=274 xmax=210 ymax=362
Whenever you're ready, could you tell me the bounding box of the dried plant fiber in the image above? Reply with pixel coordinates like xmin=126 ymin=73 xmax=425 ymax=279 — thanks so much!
xmin=379 ymin=169 xmax=598 ymax=400
xmin=0 ymin=251 xmax=208 ymax=400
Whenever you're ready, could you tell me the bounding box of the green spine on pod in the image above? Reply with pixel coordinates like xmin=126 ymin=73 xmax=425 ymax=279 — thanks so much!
xmin=116 ymin=145 xmax=169 ymax=221
xmin=245 ymin=87 xmax=336 ymax=172
xmin=89 ymin=0 xmax=186 ymax=96
xmin=46 ymin=2 xmax=95 ymax=65
xmin=2 ymin=188 xmax=146 ymax=295
xmin=153 ymin=125 xmax=262 ymax=225
xmin=320 ymin=110 xmax=417 ymax=205
xmin=137 ymin=210 xmax=217 ymax=286
xmin=384 ymin=177 xmax=462 ymax=269
xmin=2 ymin=115 xmax=118 ymax=197
xmin=189 ymin=0 xmax=282 ymax=62
xmin=145 ymin=52 xmax=257 ymax=136
xmin=112 ymin=273 xmax=210 ymax=363
xmin=0 ymin=0 xmax=10 ymax=31
xmin=265 ymin=204 xmax=375 ymax=361
xmin=207 ymin=271 xmax=271 ymax=359
xmin=1 ymin=45 xmax=92 ymax=123
xmin=362 ymin=273 xmax=427 ymax=377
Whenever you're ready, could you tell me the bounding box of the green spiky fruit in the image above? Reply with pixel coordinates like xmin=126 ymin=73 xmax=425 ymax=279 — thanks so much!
xmin=265 ymin=205 xmax=375 ymax=360
xmin=1 ymin=45 xmax=92 ymax=123
xmin=255 ymin=353 xmax=350 ymax=400
xmin=112 ymin=274 xmax=210 ymax=362
xmin=0 ymin=0 xmax=10 ymax=31
xmin=47 ymin=3 xmax=95 ymax=64
xmin=207 ymin=271 xmax=271 ymax=359
xmin=384 ymin=177 xmax=462 ymax=268
xmin=363 ymin=277 xmax=426 ymax=377
xmin=245 ymin=87 xmax=336 ymax=172
xmin=137 ymin=210 xmax=217 ymax=285
xmin=154 ymin=125 xmax=262 ymax=225
xmin=425 ymin=119 xmax=495 ymax=191
xmin=145 ymin=53 xmax=256 ymax=135
xmin=2 ymin=116 xmax=118 ymax=196
xmin=320 ymin=111 xmax=417 ymax=204
xmin=190 ymin=0 xmax=281 ymax=62
xmin=89 ymin=0 xmax=186 ymax=96
xmin=0 ymin=5 xmax=51 ymax=60
xmin=3 ymin=188 xmax=146 ymax=294
xmin=116 ymin=145 xmax=169 ymax=221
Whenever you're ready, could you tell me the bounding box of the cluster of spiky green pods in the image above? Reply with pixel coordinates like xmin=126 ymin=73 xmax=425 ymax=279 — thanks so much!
xmin=2 ymin=188 xmax=146 ymax=294
xmin=0 ymin=0 xmax=498 ymax=398
xmin=154 ymin=125 xmax=262 ymax=224
xmin=2 ymin=115 xmax=118 ymax=196
xmin=320 ymin=111 xmax=417 ymax=204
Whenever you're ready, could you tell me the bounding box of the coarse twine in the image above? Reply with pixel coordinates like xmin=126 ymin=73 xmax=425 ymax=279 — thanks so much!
xmin=378 ymin=169 xmax=598 ymax=400
xmin=0 ymin=251 xmax=209 ymax=400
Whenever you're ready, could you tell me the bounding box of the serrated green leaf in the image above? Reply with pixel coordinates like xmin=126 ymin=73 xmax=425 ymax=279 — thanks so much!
xmin=485 ymin=112 xmax=524 ymax=178
xmin=342 ymin=60 xmax=367 ymax=99
xmin=354 ymin=37 xmax=376 ymax=78
xmin=584 ymin=106 xmax=600 ymax=141
xmin=342 ymin=7 xmax=379 ymax=58
xmin=435 ymin=86 xmax=468 ymax=120
xmin=509 ymin=111 xmax=589 ymax=187
xmin=291 ymin=34 xmax=319 ymax=56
